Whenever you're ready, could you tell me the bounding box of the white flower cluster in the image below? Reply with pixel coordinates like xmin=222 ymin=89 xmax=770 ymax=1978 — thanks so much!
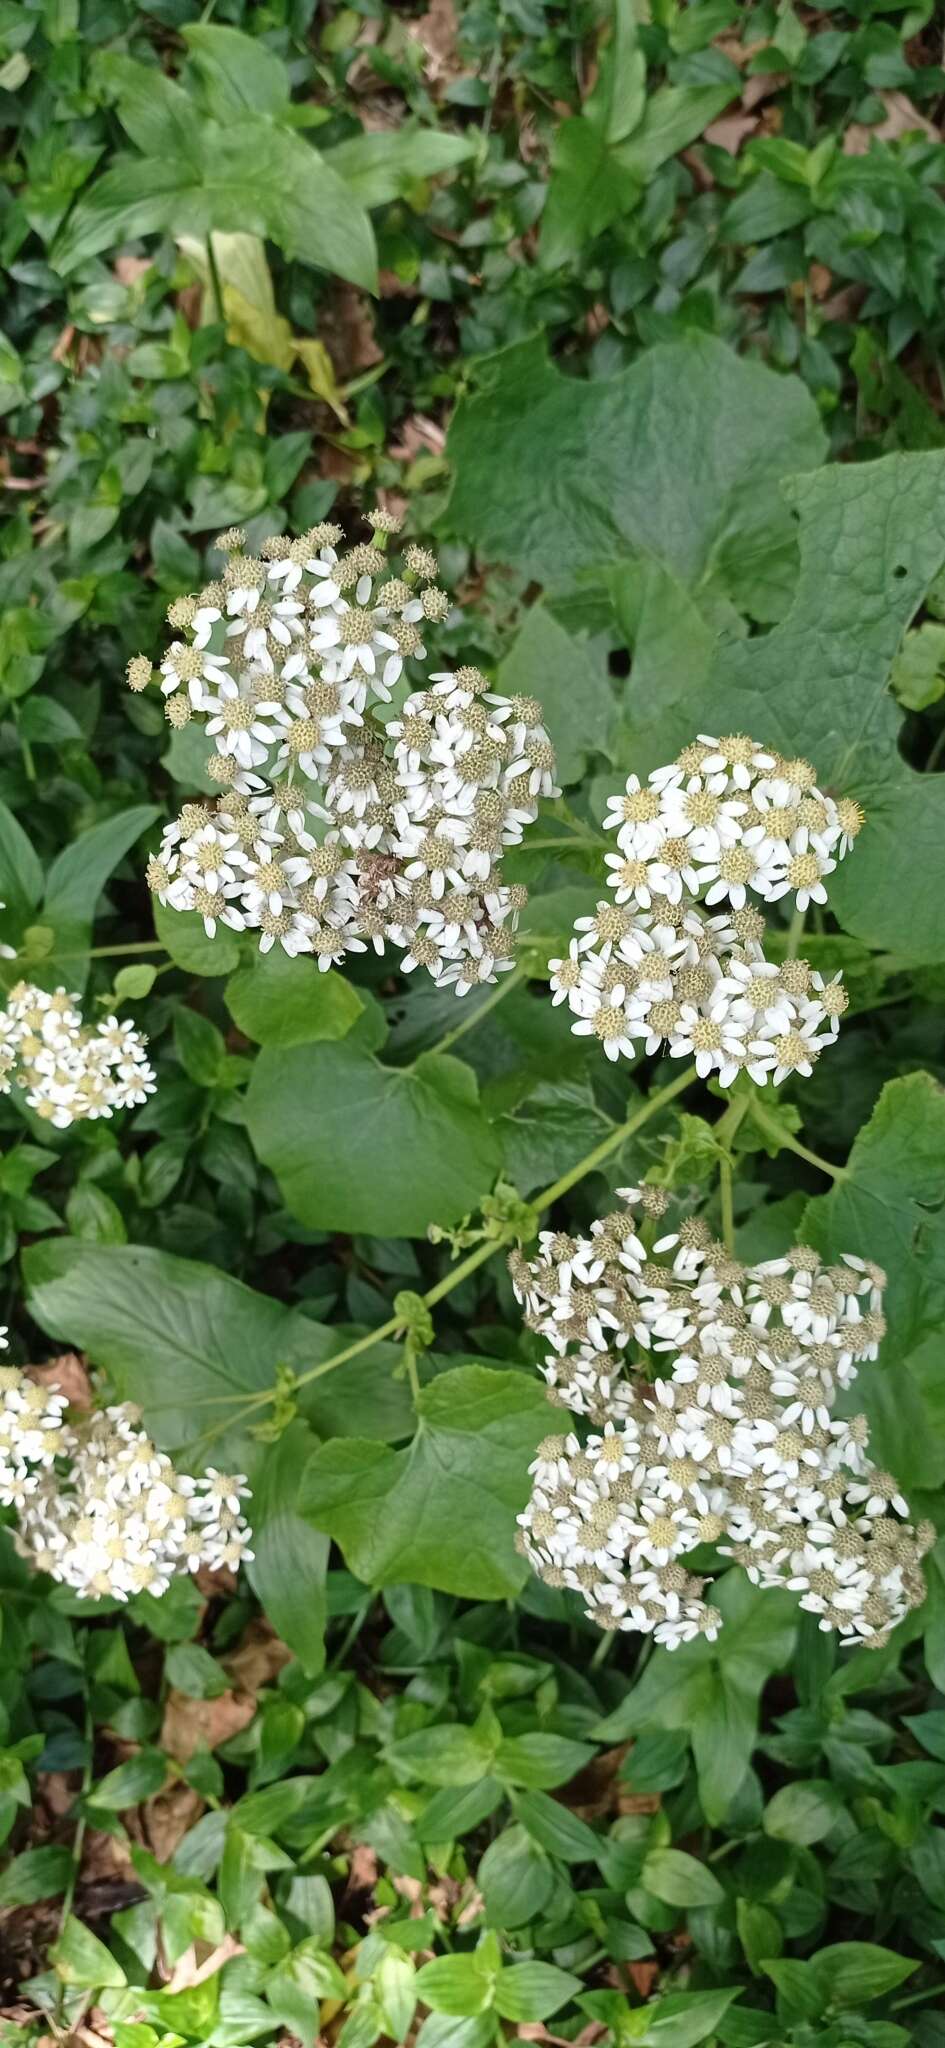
xmin=137 ymin=519 xmax=557 ymax=994
xmin=0 ymin=1345 xmax=252 ymax=1600
xmin=551 ymin=735 xmax=863 ymax=1084
xmin=0 ymin=983 xmax=155 ymax=1129
xmin=509 ymin=1192 xmax=930 ymax=1650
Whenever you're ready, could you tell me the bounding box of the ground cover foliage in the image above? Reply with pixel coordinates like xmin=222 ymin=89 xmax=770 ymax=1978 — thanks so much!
xmin=2 ymin=0 xmax=945 ymax=2042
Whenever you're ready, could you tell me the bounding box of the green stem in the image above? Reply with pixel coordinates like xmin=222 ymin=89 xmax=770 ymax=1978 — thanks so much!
xmin=522 ymin=835 xmax=609 ymax=854
xmin=785 ymin=902 xmax=806 ymax=960
xmin=750 ymin=1097 xmax=846 ymax=1180
xmin=206 ymin=232 xmax=226 ymax=325
xmin=432 ymin=963 xmax=525 ymax=1055
xmin=190 ymin=1062 xmax=700 ymax=1449
xmin=589 ymin=1629 xmax=616 ymax=1671
xmin=719 ymin=1154 xmax=734 ymax=1254
xmin=56 ymin=1699 xmax=93 ymax=2010
xmin=87 ymin=941 xmax=168 ymax=959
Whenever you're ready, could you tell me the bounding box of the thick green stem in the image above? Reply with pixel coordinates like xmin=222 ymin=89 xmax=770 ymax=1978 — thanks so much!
xmin=719 ymin=1154 xmax=734 ymax=1254
xmin=785 ymin=902 xmax=806 ymax=960
xmin=432 ymin=962 xmax=525 ymax=1055
xmin=193 ymin=1062 xmax=701 ymax=1448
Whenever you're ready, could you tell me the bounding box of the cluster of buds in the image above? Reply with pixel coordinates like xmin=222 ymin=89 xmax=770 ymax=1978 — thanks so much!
xmin=137 ymin=519 xmax=557 ymax=994
xmin=0 ymin=1343 xmax=251 ymax=1601
xmin=551 ymin=736 xmax=862 ymax=1084
xmin=0 ymin=983 xmax=155 ymax=1128
xmin=509 ymin=1192 xmax=928 ymax=1649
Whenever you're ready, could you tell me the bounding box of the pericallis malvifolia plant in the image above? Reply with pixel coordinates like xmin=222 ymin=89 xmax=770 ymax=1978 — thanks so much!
xmin=507 ymin=736 xmax=926 ymax=1653
xmin=134 ymin=514 xmax=558 ymax=996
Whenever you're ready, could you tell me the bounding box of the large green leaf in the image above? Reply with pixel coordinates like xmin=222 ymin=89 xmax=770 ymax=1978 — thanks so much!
xmin=22 ymin=1239 xmax=434 ymax=1461
xmin=496 ymin=602 xmax=613 ymax=784
xmin=54 ymin=122 xmax=376 ymax=291
xmin=246 ymin=1424 xmax=329 ymax=1676
xmin=300 ymin=1365 xmax=550 ymax=1598
xmin=181 ymin=23 xmax=292 ymax=118
xmin=225 ymin=951 xmax=362 ymax=1048
xmin=803 ymin=1073 xmax=945 ymax=1361
xmin=802 ymin=1072 xmax=945 ymax=1487
xmin=447 ymin=333 xmax=825 ymax=624
xmin=244 ymin=1042 xmax=501 ymax=1236
xmin=0 ymin=798 xmax=44 ymax=931
xmin=38 ymin=804 xmax=159 ymax=992
xmin=622 ymin=451 xmax=945 ymax=959
xmin=44 ymin=805 xmax=159 ymax=926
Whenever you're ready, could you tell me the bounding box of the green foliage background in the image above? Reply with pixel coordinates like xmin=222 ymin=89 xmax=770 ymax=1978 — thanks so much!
xmin=1 ymin=0 xmax=945 ymax=2042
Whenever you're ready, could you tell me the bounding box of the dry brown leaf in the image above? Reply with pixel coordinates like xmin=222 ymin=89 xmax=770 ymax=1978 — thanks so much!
xmin=819 ymin=283 xmax=865 ymax=322
xmin=28 ymin=1353 xmax=91 ymax=1409
xmin=161 ymin=1686 xmax=256 ymax=1764
xmin=407 ymin=0 xmax=462 ymax=84
xmin=165 ymin=1933 xmax=244 ymax=1993
xmin=703 ymin=111 xmax=759 ymax=154
xmin=81 ymin=1827 xmax=135 ymax=1887
xmin=742 ymin=70 xmax=787 ymax=111
xmin=223 ymin=1617 xmax=293 ymax=1694
xmin=346 ymin=1842 xmax=380 ymax=1896
xmin=320 ymin=283 xmax=383 ymax=376
xmin=36 ymin=1770 xmax=79 ymax=1819
xmin=844 ymin=87 xmax=939 ymax=154
xmin=142 ymin=1782 xmax=205 ymax=1863
xmin=114 ymin=254 xmax=152 ymax=287
xmin=388 ymin=414 xmax=447 ymax=463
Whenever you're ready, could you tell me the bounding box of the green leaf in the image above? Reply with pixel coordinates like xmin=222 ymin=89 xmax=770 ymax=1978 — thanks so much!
xmin=154 ymin=900 xmax=241 ymax=977
xmin=415 ymin=1954 xmax=495 ymax=2018
xmin=539 ymin=118 xmax=643 ymax=269
xmin=174 ymin=1006 xmax=226 ymax=1087
xmin=245 ymin=1042 xmax=501 ymax=1236
xmin=478 ymin=1825 xmax=554 ymax=1927
xmin=325 ymin=126 xmax=476 ymax=206
xmin=586 ymin=0 xmax=646 ymax=144
xmin=514 ymin=1788 xmax=601 ymax=1862
xmin=55 ymin=123 xmax=377 ymax=293
xmin=593 ymin=1572 xmax=796 ymax=1823
xmin=763 ymin=1779 xmax=842 ymax=1846
xmin=91 ymin=1748 xmax=167 ymax=1808
xmin=614 ymin=84 xmax=736 ymax=180
xmin=0 ymin=798 xmax=44 ymax=928
xmin=44 ymin=804 xmax=158 ymax=925
xmin=164 ymin=1642 xmax=229 ymax=1699
xmin=495 ymin=1732 xmax=594 ymax=1789
xmin=643 ymin=448 xmax=945 ymax=960
xmin=98 ymin=52 xmax=197 ymax=159
xmin=811 ymin=1943 xmax=917 ymax=2008
xmin=641 ymin=1987 xmax=741 ymax=2047
xmin=493 ymin=1962 xmax=583 ymax=2024
xmin=642 ymin=1847 xmax=724 ymax=1909
xmin=447 ymin=334 xmax=825 ymax=625
xmin=300 ymin=1365 xmax=551 ymax=1597
xmin=53 ymin=1913 xmax=128 ymax=1989
xmin=22 ymin=1238 xmax=335 ymax=1459
xmin=182 ymin=23 xmax=291 ymax=117
xmin=0 ymin=1844 xmax=72 ymax=1907
xmin=225 ymin=950 xmax=362 ymax=1048
xmin=803 ymin=1073 xmax=945 ymax=1361
xmin=246 ymin=1424 xmax=329 ymax=1677
xmin=497 ymin=602 xmax=613 ymax=784
xmin=390 ymin=1723 xmax=497 ymax=1787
